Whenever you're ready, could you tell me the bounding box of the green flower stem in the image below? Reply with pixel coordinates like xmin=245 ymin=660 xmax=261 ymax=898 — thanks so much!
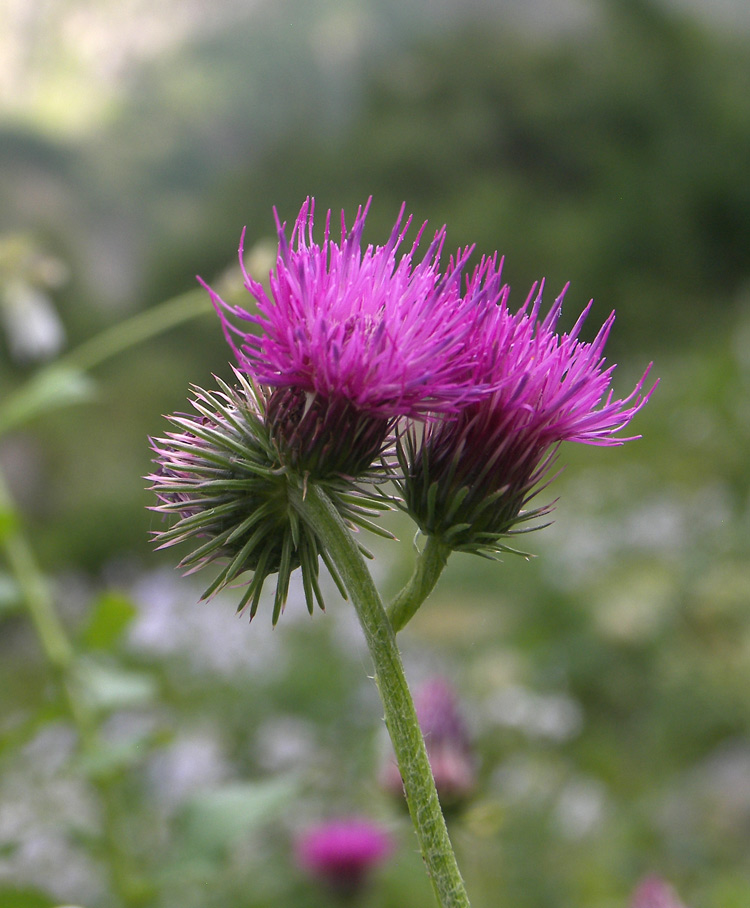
xmin=0 ymin=285 xmax=209 ymax=665
xmin=290 ymin=483 xmax=471 ymax=908
xmin=0 ymin=286 xmax=210 ymax=736
xmin=387 ymin=534 xmax=451 ymax=633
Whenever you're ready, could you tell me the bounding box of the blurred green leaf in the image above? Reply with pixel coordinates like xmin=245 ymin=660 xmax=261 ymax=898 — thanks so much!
xmin=77 ymin=727 xmax=168 ymax=779
xmin=178 ymin=778 xmax=299 ymax=857
xmin=0 ymin=509 xmax=19 ymax=543
xmin=79 ymin=590 xmax=137 ymax=650
xmin=74 ymin=656 xmax=157 ymax=713
xmin=0 ymin=365 xmax=96 ymax=437
xmin=0 ymin=888 xmax=57 ymax=908
xmin=0 ymin=701 xmax=66 ymax=760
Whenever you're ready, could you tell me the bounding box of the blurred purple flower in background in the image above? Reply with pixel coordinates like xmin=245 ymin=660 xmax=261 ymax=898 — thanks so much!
xmin=630 ymin=875 xmax=688 ymax=908
xmin=295 ymin=816 xmax=393 ymax=897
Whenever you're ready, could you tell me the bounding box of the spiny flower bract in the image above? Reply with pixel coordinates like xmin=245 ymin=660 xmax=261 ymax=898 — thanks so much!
xmin=148 ymin=371 xmax=391 ymax=624
xmin=398 ymin=260 xmax=656 ymax=558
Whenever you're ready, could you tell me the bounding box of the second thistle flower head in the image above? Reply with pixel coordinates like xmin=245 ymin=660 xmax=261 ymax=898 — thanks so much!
xmin=398 ymin=259 xmax=656 ymax=557
xmin=201 ymin=198 xmax=486 ymax=480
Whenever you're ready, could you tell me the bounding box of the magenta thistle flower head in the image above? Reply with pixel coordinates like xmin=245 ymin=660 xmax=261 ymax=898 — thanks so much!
xmin=630 ymin=876 xmax=687 ymax=908
xmin=295 ymin=816 xmax=393 ymax=897
xmin=382 ymin=677 xmax=477 ymax=810
xmin=200 ymin=198 xmax=487 ymax=479
xmin=398 ymin=261 xmax=656 ymax=557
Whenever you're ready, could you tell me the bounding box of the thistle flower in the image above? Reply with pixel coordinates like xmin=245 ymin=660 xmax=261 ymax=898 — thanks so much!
xmin=200 ymin=198 xmax=489 ymax=480
xmin=295 ymin=817 xmax=393 ymax=898
xmin=629 ymin=876 xmax=687 ymax=908
xmin=381 ymin=677 xmax=477 ymax=810
xmin=148 ymin=371 xmax=390 ymax=623
xmin=398 ymin=260 xmax=656 ymax=557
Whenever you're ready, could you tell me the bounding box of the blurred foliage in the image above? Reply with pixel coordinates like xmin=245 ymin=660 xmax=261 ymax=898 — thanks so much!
xmin=1 ymin=0 xmax=750 ymax=906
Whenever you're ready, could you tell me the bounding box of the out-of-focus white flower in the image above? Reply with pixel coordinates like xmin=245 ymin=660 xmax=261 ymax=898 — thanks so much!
xmin=1 ymin=280 xmax=66 ymax=362
xmin=553 ymin=776 xmax=608 ymax=840
xmin=0 ymin=233 xmax=68 ymax=363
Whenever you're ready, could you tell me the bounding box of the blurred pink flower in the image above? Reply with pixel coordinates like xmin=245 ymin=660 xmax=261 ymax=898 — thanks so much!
xmin=295 ymin=816 xmax=393 ymax=896
xmin=630 ymin=875 xmax=687 ymax=908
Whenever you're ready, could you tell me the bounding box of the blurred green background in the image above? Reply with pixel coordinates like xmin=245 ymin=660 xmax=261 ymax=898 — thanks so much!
xmin=1 ymin=0 xmax=750 ymax=906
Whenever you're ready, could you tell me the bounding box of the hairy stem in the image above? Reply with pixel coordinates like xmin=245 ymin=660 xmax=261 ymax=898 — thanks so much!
xmin=290 ymin=482 xmax=470 ymax=908
xmin=387 ymin=534 xmax=451 ymax=632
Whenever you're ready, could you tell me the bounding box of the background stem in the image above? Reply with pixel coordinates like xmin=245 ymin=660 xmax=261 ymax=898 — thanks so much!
xmin=60 ymin=288 xmax=211 ymax=373
xmin=0 ymin=468 xmax=140 ymax=906
xmin=0 ymin=288 xmax=213 ymax=438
